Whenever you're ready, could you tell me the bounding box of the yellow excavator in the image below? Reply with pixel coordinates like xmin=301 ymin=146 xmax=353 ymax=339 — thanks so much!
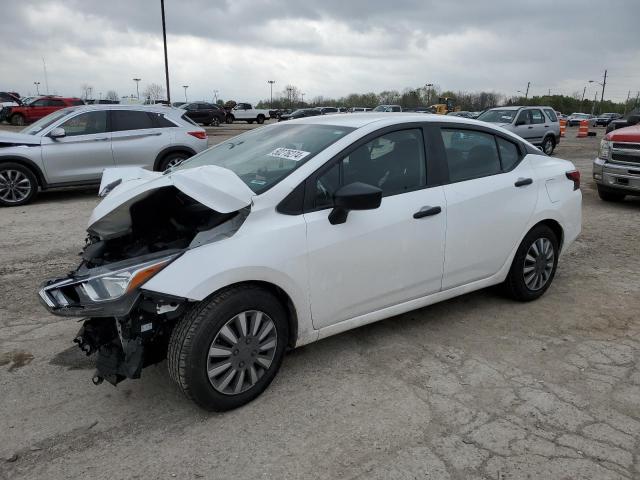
xmin=429 ymin=97 xmax=460 ymax=115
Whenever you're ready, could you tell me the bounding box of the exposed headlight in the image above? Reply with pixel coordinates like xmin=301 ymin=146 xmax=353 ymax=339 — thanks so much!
xmin=78 ymin=257 xmax=175 ymax=302
xmin=598 ymin=140 xmax=612 ymax=160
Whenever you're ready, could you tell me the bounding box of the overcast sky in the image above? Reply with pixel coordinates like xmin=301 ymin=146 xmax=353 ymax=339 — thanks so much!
xmin=2 ymin=0 xmax=640 ymax=103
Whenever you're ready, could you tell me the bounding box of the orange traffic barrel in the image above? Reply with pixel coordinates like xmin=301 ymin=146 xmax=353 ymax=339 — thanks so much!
xmin=577 ymin=119 xmax=589 ymax=138
xmin=559 ymin=119 xmax=567 ymax=137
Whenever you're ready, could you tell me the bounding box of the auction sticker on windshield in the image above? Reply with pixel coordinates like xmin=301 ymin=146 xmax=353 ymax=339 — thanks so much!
xmin=268 ymin=147 xmax=311 ymax=162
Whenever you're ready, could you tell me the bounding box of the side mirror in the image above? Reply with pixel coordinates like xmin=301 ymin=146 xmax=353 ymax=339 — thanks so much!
xmin=49 ymin=127 xmax=66 ymax=139
xmin=515 ymin=120 xmax=525 ymax=126
xmin=328 ymin=182 xmax=382 ymax=225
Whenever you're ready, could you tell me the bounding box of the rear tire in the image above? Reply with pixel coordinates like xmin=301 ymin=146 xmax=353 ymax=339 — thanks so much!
xmin=10 ymin=114 xmax=25 ymax=126
xmin=597 ymin=185 xmax=626 ymax=202
xmin=168 ymin=285 xmax=289 ymax=411
xmin=503 ymin=224 xmax=559 ymax=302
xmin=541 ymin=136 xmax=555 ymax=155
xmin=0 ymin=162 xmax=38 ymax=207
xmin=158 ymin=152 xmax=189 ymax=171
xmin=212 ymin=117 xmax=220 ymax=127
xmin=256 ymin=115 xmax=265 ymax=124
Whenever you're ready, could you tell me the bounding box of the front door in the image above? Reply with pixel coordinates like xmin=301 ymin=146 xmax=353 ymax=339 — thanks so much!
xmin=40 ymin=110 xmax=114 ymax=184
xmin=304 ymin=127 xmax=446 ymax=329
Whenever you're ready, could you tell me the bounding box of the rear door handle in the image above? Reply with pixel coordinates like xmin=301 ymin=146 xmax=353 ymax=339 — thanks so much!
xmin=527 ymin=126 xmax=533 ymax=129
xmin=93 ymin=137 xmax=109 ymax=141
xmin=514 ymin=178 xmax=533 ymax=187
xmin=413 ymin=206 xmax=442 ymax=219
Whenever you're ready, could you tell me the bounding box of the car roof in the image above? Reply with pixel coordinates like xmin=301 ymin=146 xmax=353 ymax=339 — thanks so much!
xmin=66 ymin=104 xmax=180 ymax=114
xmin=287 ymin=112 xmax=492 ymax=129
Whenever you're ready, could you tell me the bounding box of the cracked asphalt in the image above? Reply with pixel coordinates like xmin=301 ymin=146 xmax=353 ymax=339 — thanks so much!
xmin=0 ymin=123 xmax=638 ymax=479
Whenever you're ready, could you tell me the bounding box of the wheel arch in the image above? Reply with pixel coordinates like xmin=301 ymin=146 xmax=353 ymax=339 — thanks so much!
xmin=531 ymin=218 xmax=564 ymax=251
xmin=0 ymin=155 xmax=46 ymax=187
xmin=153 ymin=146 xmax=196 ymax=171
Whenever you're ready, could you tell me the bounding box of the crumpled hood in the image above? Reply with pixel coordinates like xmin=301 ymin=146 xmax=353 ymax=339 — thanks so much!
xmin=0 ymin=131 xmax=41 ymax=146
xmin=89 ymin=165 xmax=255 ymax=238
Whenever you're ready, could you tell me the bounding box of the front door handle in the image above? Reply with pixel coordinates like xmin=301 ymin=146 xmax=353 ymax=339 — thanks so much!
xmin=413 ymin=206 xmax=442 ymax=219
xmin=527 ymin=126 xmax=533 ymax=129
xmin=514 ymin=178 xmax=533 ymax=187
xmin=93 ymin=137 xmax=109 ymax=141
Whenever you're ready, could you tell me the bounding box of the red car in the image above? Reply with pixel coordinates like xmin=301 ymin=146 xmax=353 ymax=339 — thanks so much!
xmin=8 ymin=96 xmax=84 ymax=126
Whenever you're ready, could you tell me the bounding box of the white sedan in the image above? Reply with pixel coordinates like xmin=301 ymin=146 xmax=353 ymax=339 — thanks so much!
xmin=39 ymin=113 xmax=582 ymax=410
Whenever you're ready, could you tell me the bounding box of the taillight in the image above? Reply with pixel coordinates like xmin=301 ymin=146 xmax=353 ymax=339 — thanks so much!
xmin=188 ymin=131 xmax=207 ymax=140
xmin=566 ymin=170 xmax=580 ymax=190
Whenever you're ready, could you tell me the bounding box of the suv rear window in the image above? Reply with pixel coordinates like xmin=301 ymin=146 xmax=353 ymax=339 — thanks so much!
xmin=150 ymin=113 xmax=177 ymax=128
xmin=181 ymin=113 xmax=199 ymax=127
xmin=544 ymin=109 xmax=558 ymax=122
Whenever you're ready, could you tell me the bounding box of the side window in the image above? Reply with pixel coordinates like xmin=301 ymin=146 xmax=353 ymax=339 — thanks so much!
xmin=151 ymin=113 xmax=177 ymax=128
xmin=111 ymin=110 xmax=155 ymax=131
xmin=516 ymin=110 xmax=530 ymax=125
xmin=496 ymin=137 xmax=520 ymax=171
xmin=48 ymin=99 xmax=65 ymax=107
xmin=392 ymin=106 xmax=401 ymax=112
xmin=60 ymin=111 xmax=108 ymax=136
xmin=314 ymin=129 xmax=427 ymax=208
xmin=530 ymin=109 xmax=545 ymax=124
xmin=544 ymin=109 xmax=557 ymax=122
xmin=441 ymin=129 xmax=501 ymax=182
xmin=32 ymin=99 xmax=48 ymax=107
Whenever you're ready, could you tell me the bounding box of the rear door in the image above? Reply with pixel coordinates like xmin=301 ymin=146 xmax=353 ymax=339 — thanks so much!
xmin=40 ymin=110 xmax=114 ymax=184
xmin=110 ymin=110 xmax=170 ymax=169
xmin=437 ymin=126 xmax=538 ymax=289
xmin=529 ymin=108 xmax=547 ymax=144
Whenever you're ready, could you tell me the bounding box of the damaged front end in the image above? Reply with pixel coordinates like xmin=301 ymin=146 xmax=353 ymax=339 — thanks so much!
xmin=39 ymin=166 xmax=253 ymax=386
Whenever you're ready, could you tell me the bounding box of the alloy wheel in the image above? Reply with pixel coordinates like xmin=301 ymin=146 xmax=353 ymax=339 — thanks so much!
xmin=207 ymin=310 xmax=278 ymax=395
xmin=0 ymin=169 xmax=32 ymax=203
xmin=165 ymin=156 xmax=186 ymax=169
xmin=523 ymin=238 xmax=555 ymax=291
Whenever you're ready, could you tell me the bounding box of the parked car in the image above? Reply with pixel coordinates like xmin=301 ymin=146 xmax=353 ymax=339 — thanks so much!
xmin=593 ymin=123 xmax=640 ymax=201
xmin=278 ymin=108 xmax=322 ymax=121
xmin=39 ymin=113 xmax=581 ymax=410
xmin=567 ymin=113 xmax=596 ymax=127
xmin=373 ymin=104 xmax=402 ymax=112
xmin=227 ymin=103 xmax=270 ymax=124
xmin=349 ymin=107 xmax=372 ymax=112
xmin=317 ymin=107 xmax=340 ymax=115
xmin=595 ymin=112 xmax=622 ymax=127
xmin=0 ymin=105 xmax=207 ymax=206
xmin=0 ymin=92 xmax=21 ymax=122
xmin=605 ymin=110 xmax=640 ymax=133
xmin=7 ymin=96 xmax=84 ymax=126
xmin=179 ymin=102 xmax=226 ymax=126
xmin=447 ymin=111 xmax=475 ymax=118
xmin=477 ymin=106 xmax=560 ymax=155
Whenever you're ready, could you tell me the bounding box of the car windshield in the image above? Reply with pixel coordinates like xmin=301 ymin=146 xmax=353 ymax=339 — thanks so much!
xmin=21 ymin=108 xmax=75 ymax=135
xmin=477 ymin=109 xmax=517 ymax=123
xmin=572 ymin=113 xmax=589 ymax=118
xmin=373 ymin=106 xmax=389 ymax=112
xmin=173 ymin=123 xmax=355 ymax=193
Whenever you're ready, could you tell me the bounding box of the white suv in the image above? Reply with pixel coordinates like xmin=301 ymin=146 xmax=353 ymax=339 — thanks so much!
xmin=0 ymin=105 xmax=207 ymax=206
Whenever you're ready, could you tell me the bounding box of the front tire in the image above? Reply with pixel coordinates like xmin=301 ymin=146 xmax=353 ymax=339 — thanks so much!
xmin=541 ymin=136 xmax=555 ymax=155
xmin=597 ymin=185 xmax=625 ymax=202
xmin=168 ymin=285 xmax=289 ymax=411
xmin=504 ymin=225 xmax=559 ymax=301
xmin=256 ymin=115 xmax=265 ymax=124
xmin=0 ymin=162 xmax=38 ymax=207
xmin=10 ymin=114 xmax=25 ymax=126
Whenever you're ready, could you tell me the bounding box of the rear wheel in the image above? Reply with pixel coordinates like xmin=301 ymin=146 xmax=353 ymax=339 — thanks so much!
xmin=597 ymin=185 xmax=626 ymax=202
xmin=10 ymin=113 xmax=25 ymax=126
xmin=541 ymin=136 xmax=555 ymax=155
xmin=256 ymin=115 xmax=265 ymax=124
xmin=212 ymin=116 xmax=220 ymax=127
xmin=504 ymin=224 xmax=559 ymax=301
xmin=0 ymin=162 xmax=38 ymax=207
xmin=168 ymin=285 xmax=289 ymax=411
xmin=158 ymin=152 xmax=189 ymax=171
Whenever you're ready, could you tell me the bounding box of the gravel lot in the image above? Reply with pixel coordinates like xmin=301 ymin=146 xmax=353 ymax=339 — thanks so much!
xmin=1 ymin=122 xmax=639 ymax=479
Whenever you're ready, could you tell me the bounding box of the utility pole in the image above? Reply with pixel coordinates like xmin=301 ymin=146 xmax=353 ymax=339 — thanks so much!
xmin=42 ymin=58 xmax=49 ymax=94
xmin=133 ymin=78 xmax=141 ymax=99
xmin=600 ymin=69 xmax=607 ymax=103
xmin=33 ymin=82 xmax=40 ymax=95
xmin=624 ymin=90 xmax=631 ymax=115
xmin=525 ymin=81 xmax=530 ymax=100
xmin=548 ymin=88 xmax=551 ymax=96
xmin=425 ymin=83 xmax=433 ymax=105
xmin=160 ymin=0 xmax=171 ymax=103
xmin=267 ymin=80 xmax=275 ymax=107
xmin=182 ymin=85 xmax=188 ymax=102
xmin=301 ymin=92 xmax=305 ymax=105
xmin=591 ymin=90 xmax=598 ymax=115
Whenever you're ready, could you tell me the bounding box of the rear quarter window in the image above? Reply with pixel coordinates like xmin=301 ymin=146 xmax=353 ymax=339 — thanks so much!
xmin=544 ymin=109 xmax=558 ymax=122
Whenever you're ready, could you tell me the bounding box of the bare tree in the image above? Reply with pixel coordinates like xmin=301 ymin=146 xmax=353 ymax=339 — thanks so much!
xmin=142 ymin=83 xmax=166 ymax=101
xmin=81 ymin=84 xmax=94 ymax=100
xmin=105 ymin=90 xmax=119 ymax=102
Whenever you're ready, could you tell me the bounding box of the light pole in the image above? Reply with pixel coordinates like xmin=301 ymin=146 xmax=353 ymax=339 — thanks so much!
xmin=286 ymin=87 xmax=293 ymax=108
xmin=213 ymin=89 xmax=219 ymax=103
xmin=425 ymin=83 xmax=433 ymax=105
xmin=267 ymin=80 xmax=275 ymax=107
xmin=524 ymin=81 xmax=530 ymax=100
xmin=33 ymin=82 xmax=40 ymax=95
xmin=133 ymin=78 xmax=141 ymax=99
xmin=160 ymin=0 xmax=171 ymax=103
xmin=182 ymin=85 xmax=188 ymax=102
xmin=589 ymin=76 xmax=606 ymax=114
xmin=301 ymin=92 xmax=305 ymax=105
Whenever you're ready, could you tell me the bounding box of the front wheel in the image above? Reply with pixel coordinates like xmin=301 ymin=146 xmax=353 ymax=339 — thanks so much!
xmin=0 ymin=162 xmax=38 ymax=207
xmin=212 ymin=116 xmax=220 ymax=127
xmin=168 ymin=285 xmax=289 ymax=411
xmin=10 ymin=114 xmax=25 ymax=126
xmin=256 ymin=115 xmax=265 ymax=124
xmin=503 ymin=225 xmax=559 ymax=301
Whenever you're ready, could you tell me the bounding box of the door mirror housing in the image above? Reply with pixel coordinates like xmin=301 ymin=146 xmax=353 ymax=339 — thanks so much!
xmin=49 ymin=127 xmax=66 ymax=139
xmin=328 ymin=182 xmax=382 ymax=225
